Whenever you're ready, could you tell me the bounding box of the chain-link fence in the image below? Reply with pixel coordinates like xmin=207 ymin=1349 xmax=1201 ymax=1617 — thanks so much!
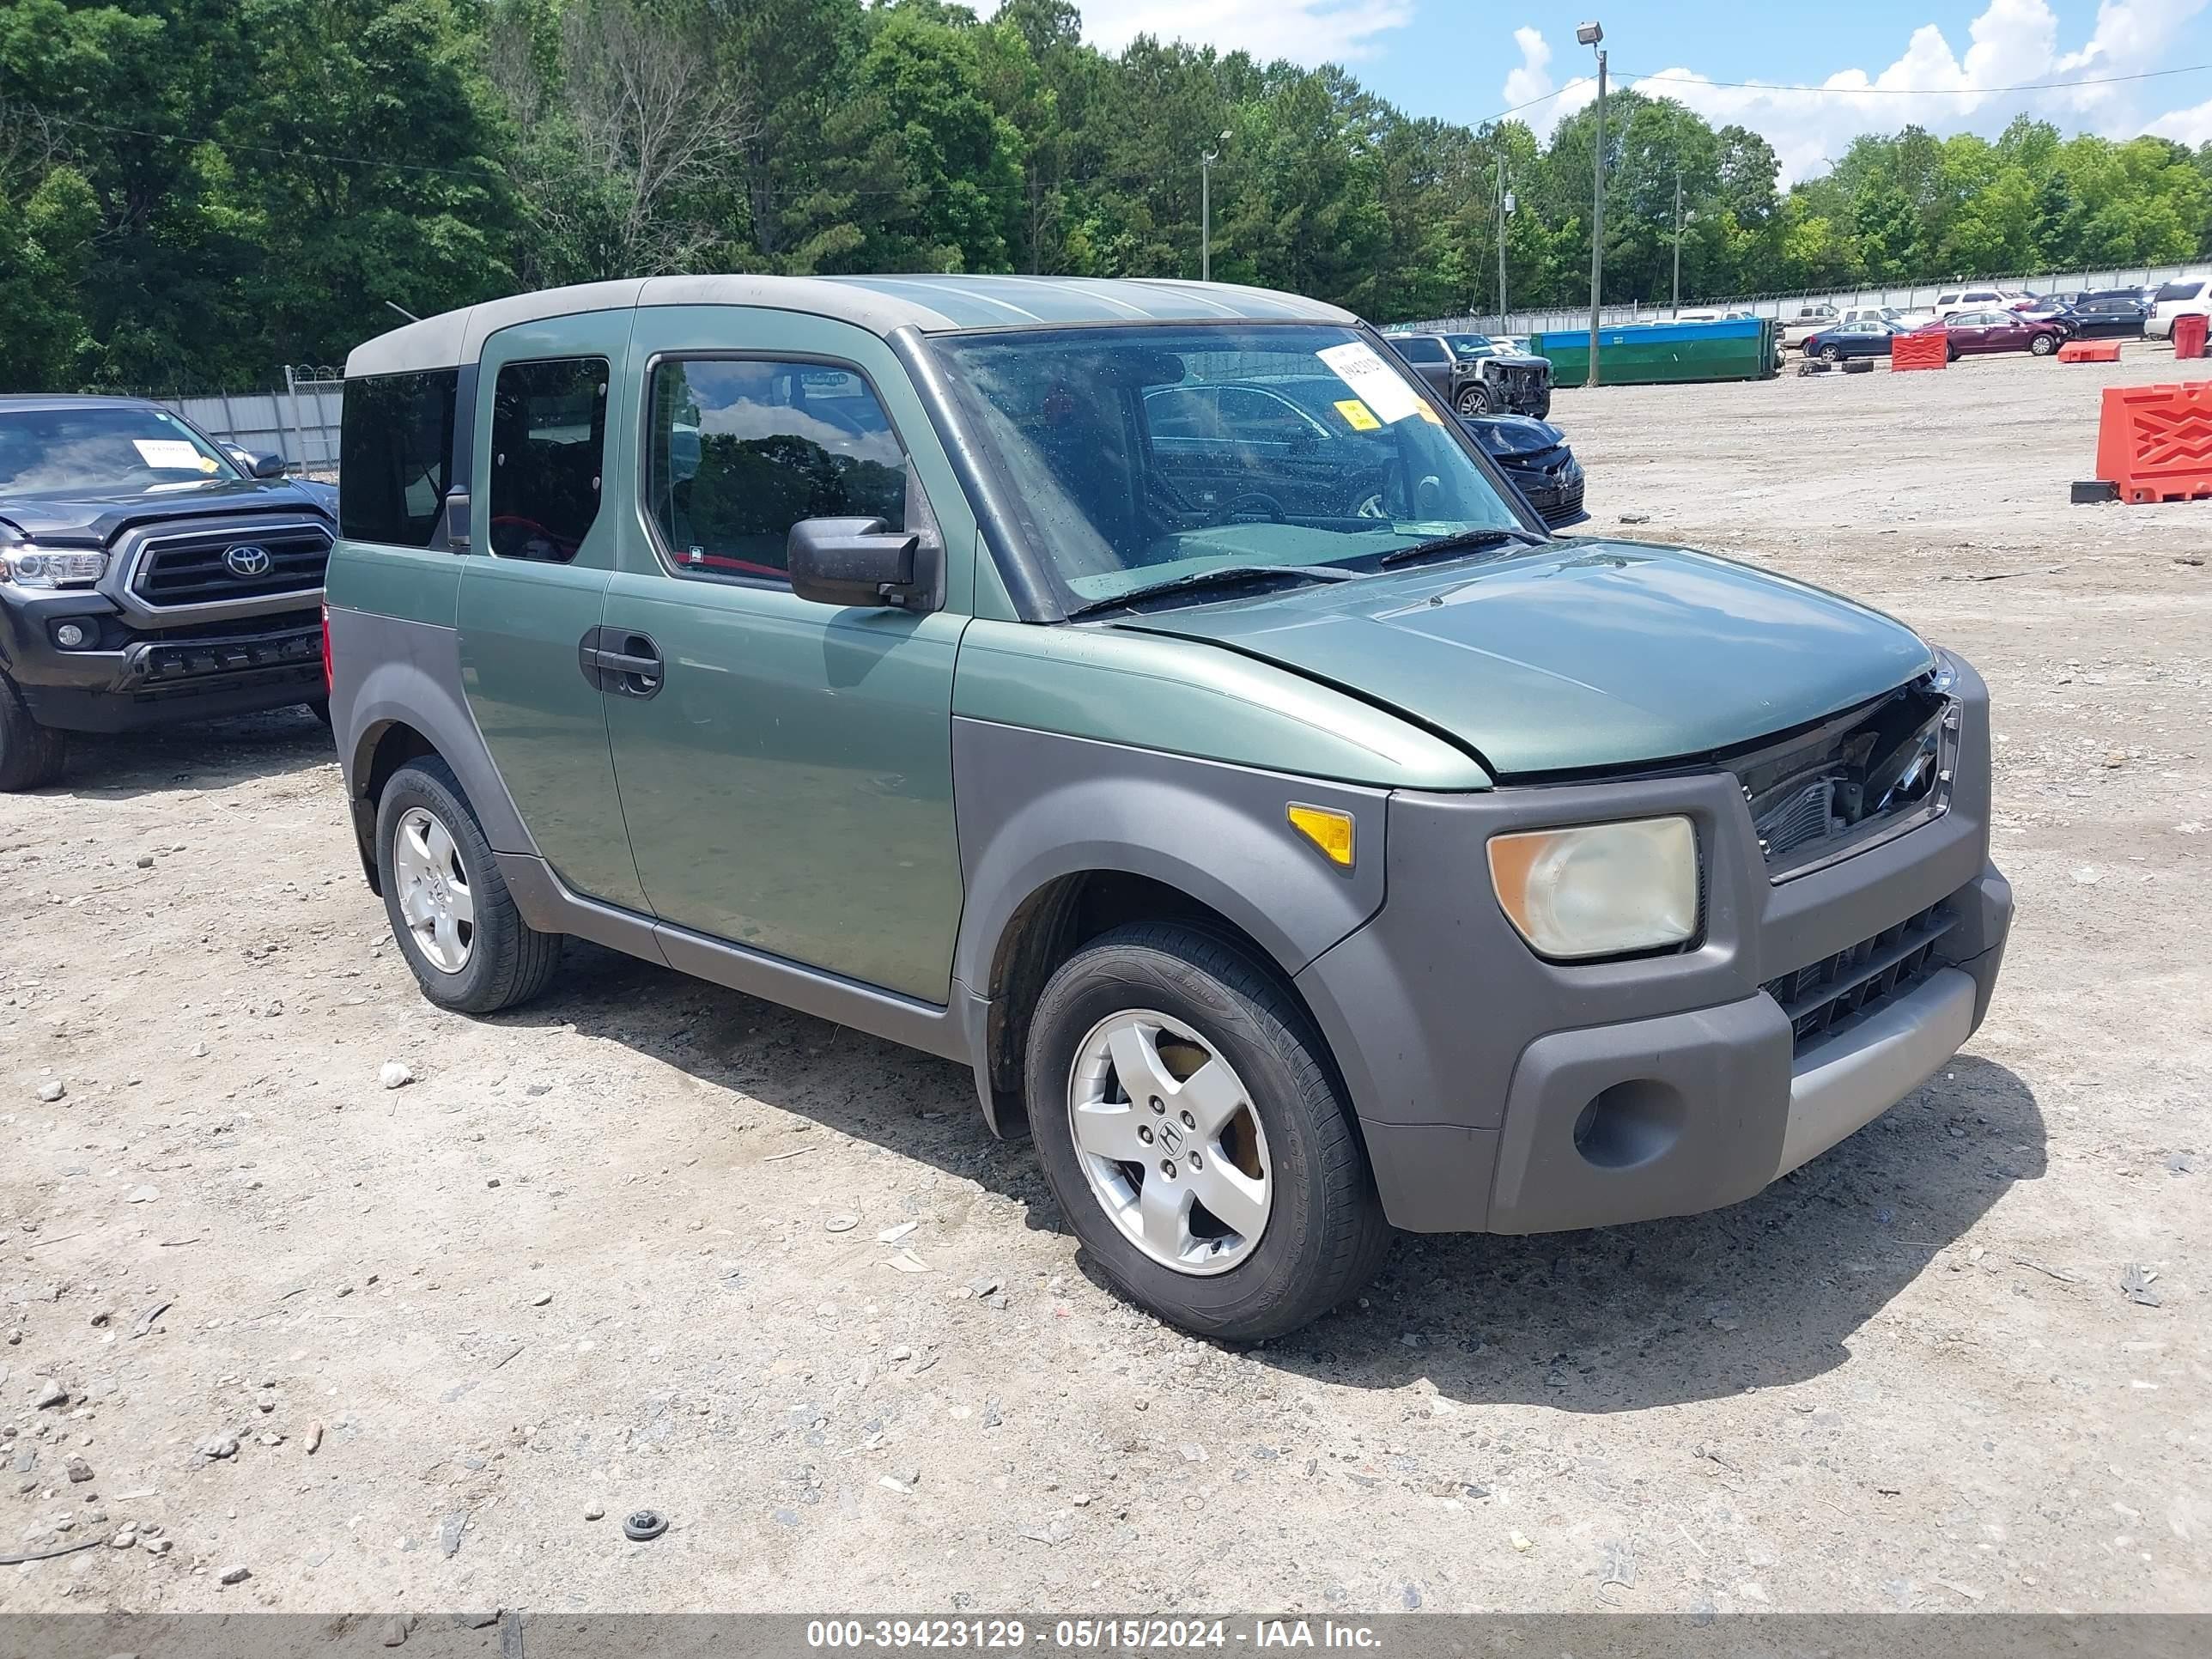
xmin=146 ymin=367 xmax=343 ymax=480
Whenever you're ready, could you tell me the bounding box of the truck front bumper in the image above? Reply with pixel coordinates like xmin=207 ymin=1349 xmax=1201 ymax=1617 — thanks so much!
xmin=1295 ymin=659 xmax=2011 ymax=1235
xmin=3 ymin=590 xmax=325 ymax=732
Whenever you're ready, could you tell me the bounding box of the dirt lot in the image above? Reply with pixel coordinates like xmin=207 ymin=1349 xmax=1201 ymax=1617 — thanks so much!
xmin=3 ymin=345 xmax=2208 ymax=1618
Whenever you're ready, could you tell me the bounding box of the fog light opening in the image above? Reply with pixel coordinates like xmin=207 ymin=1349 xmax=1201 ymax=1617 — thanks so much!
xmin=53 ymin=621 xmax=94 ymax=650
xmin=1571 ymin=1079 xmax=1686 ymax=1170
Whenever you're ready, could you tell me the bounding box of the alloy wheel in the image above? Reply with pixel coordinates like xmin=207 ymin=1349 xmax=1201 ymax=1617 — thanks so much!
xmin=1066 ymin=1009 xmax=1273 ymax=1276
xmin=392 ymin=805 xmax=476 ymax=974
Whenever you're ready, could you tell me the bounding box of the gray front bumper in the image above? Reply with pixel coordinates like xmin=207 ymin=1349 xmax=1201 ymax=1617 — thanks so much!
xmin=1295 ymin=657 xmax=2011 ymax=1235
xmin=1778 ymin=965 xmax=1974 ymax=1176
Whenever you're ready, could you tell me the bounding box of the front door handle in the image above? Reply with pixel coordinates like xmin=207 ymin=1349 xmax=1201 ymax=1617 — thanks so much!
xmin=579 ymin=628 xmax=664 ymax=698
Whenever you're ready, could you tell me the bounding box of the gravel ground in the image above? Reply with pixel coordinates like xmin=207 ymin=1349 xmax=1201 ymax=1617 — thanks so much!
xmin=3 ymin=344 xmax=2207 ymax=1617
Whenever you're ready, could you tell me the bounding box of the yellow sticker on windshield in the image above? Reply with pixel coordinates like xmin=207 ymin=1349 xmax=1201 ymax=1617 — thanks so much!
xmin=1412 ymin=397 xmax=1445 ymax=425
xmin=1333 ymin=398 xmax=1381 ymax=431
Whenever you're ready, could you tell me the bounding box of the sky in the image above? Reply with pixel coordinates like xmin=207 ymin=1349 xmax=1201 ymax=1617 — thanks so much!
xmin=1047 ymin=1 xmax=2212 ymax=184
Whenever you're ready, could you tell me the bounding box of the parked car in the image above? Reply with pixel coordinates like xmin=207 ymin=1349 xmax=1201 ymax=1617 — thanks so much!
xmin=1460 ymin=412 xmax=1587 ymax=528
xmin=1800 ymin=319 xmax=1907 ymax=362
xmin=1916 ymin=309 xmax=2066 ymax=358
xmin=1932 ymin=286 xmax=2027 ymax=319
xmin=0 ymin=394 xmax=331 ymax=790
xmin=327 ymin=275 xmax=2011 ymax=1340
xmin=1838 ymin=305 xmax=1934 ymax=331
xmin=1779 ymin=304 xmax=1841 ymax=348
xmin=2009 ymin=297 xmax=2079 ymax=335
xmin=2146 ymin=277 xmax=2212 ymax=340
xmin=2059 ymin=295 xmax=2154 ymax=337
xmin=1385 ymin=330 xmax=1554 ymax=418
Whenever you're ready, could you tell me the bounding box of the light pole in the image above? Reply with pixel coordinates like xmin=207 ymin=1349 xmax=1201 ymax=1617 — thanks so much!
xmin=1577 ymin=21 xmax=1606 ymax=388
xmin=1672 ymin=163 xmax=1683 ymax=315
xmin=1200 ymin=130 xmax=1231 ymax=283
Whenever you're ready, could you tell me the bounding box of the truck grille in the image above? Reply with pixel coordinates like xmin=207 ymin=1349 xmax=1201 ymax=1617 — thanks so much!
xmin=1765 ymin=902 xmax=1955 ymax=1047
xmin=131 ymin=525 xmax=331 ymax=608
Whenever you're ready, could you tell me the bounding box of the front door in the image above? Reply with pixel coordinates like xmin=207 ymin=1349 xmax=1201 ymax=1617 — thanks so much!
xmin=598 ymin=307 xmax=973 ymax=1003
xmin=455 ymin=309 xmax=648 ymax=912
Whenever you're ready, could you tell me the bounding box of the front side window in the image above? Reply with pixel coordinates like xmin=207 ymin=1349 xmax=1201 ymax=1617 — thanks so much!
xmin=488 ymin=357 xmax=608 ymax=562
xmin=645 ymin=359 xmax=906 ymax=580
xmin=931 ymin=321 xmax=1523 ymax=611
xmin=1394 ymin=336 xmax=1449 ymax=364
xmin=341 ymin=370 xmax=457 ymax=546
xmin=1 ymin=404 xmax=241 ymax=501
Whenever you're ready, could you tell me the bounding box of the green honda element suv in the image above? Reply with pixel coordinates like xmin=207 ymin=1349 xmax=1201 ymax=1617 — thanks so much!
xmin=326 ymin=276 xmax=2011 ymax=1340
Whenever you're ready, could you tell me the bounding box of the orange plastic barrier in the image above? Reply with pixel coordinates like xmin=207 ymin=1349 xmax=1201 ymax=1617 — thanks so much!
xmin=2094 ymin=382 xmax=2212 ymax=502
xmin=1890 ymin=331 xmax=1948 ymax=371
xmin=2175 ymin=313 xmax=2207 ymax=359
xmin=2057 ymin=339 xmax=2121 ymax=363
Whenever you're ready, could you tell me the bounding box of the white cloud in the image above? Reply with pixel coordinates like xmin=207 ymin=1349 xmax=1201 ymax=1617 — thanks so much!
xmin=1503 ymin=0 xmax=2210 ymax=184
xmin=1052 ymin=0 xmax=1414 ymax=64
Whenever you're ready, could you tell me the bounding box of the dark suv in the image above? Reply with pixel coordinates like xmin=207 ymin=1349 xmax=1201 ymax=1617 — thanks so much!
xmin=0 ymin=395 xmax=335 ymax=789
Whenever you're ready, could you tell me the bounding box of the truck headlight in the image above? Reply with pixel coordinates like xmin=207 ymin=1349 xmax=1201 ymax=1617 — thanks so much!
xmin=1487 ymin=816 xmax=1699 ymax=960
xmin=1 ymin=548 xmax=107 ymax=588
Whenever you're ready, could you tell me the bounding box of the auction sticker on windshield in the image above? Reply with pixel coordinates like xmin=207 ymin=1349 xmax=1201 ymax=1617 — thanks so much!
xmin=1316 ymin=341 xmax=1421 ymax=423
xmin=1332 ymin=398 xmax=1381 ymax=431
xmin=132 ymin=439 xmax=210 ymax=471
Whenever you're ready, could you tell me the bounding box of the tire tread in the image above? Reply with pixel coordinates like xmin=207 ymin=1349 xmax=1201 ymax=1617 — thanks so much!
xmin=0 ymin=672 xmax=67 ymax=793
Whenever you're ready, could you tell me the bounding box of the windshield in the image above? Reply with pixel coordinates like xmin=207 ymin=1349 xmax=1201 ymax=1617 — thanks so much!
xmin=0 ymin=405 xmax=240 ymax=499
xmin=1443 ymin=333 xmax=1497 ymax=360
xmin=929 ymin=323 xmax=1526 ymax=611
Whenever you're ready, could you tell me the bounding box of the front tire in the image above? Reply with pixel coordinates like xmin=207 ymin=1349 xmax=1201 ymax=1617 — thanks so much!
xmin=0 ymin=672 xmax=67 ymax=793
xmin=375 ymin=757 xmax=562 ymax=1013
xmin=1455 ymin=383 xmax=1491 ymax=417
xmin=1024 ymin=923 xmax=1391 ymax=1340
xmin=2029 ymin=331 xmax=2057 ymax=356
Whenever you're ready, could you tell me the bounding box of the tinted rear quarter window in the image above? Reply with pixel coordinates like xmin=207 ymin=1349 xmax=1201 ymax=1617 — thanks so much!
xmin=340 ymin=371 xmax=458 ymax=547
xmin=489 ymin=357 xmax=609 ymax=563
xmin=2157 ymin=280 xmax=2205 ymax=302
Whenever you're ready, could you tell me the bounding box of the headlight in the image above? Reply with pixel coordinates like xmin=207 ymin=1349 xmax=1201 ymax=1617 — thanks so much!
xmin=1 ymin=548 xmax=107 ymax=588
xmin=1487 ymin=816 xmax=1699 ymax=960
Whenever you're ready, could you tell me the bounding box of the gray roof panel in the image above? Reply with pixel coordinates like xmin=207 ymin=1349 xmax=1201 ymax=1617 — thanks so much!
xmin=346 ymin=276 xmax=1357 ymax=375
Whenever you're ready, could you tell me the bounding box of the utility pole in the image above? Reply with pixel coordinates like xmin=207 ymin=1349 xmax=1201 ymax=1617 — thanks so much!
xmin=1496 ymin=156 xmax=1511 ymax=321
xmin=1672 ymin=164 xmax=1683 ymax=314
xmin=1578 ymin=21 xmax=1607 ymax=388
xmin=1200 ymin=130 xmax=1230 ymax=282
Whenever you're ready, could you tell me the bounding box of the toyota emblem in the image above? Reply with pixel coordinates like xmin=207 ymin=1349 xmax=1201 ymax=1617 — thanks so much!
xmin=223 ymin=544 xmax=273 ymax=579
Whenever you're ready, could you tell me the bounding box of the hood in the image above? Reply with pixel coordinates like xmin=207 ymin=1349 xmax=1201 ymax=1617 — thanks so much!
xmin=1462 ymin=414 xmax=1565 ymax=458
xmin=0 ymin=477 xmax=331 ymax=547
xmin=1119 ymin=539 xmax=1936 ymax=777
xmin=1471 ymin=350 xmax=1550 ymax=370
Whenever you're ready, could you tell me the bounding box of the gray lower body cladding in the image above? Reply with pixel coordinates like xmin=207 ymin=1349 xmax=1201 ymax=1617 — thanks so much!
xmin=1297 ymin=664 xmax=2009 ymax=1233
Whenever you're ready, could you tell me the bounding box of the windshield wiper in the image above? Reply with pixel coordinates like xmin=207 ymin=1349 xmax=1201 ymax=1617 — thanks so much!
xmin=1376 ymin=526 xmax=1546 ymax=569
xmin=1064 ymin=563 xmax=1358 ymax=619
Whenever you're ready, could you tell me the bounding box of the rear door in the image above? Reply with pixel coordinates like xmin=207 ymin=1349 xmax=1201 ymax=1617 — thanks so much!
xmin=1389 ymin=334 xmax=1453 ymax=398
xmin=454 ymin=310 xmax=649 ymax=912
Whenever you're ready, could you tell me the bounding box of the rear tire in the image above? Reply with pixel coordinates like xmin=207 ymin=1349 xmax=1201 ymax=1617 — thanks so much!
xmin=1024 ymin=923 xmax=1392 ymax=1341
xmin=0 ymin=672 xmax=67 ymax=793
xmin=1820 ymin=344 xmax=1841 ymax=364
xmin=375 ymin=757 xmax=562 ymax=1013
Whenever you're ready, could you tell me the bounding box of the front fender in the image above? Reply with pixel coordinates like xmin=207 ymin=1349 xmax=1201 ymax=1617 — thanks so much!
xmin=950 ymin=718 xmax=1388 ymax=997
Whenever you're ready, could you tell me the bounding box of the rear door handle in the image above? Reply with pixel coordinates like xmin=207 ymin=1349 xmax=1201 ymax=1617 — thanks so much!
xmin=579 ymin=628 xmax=664 ymax=698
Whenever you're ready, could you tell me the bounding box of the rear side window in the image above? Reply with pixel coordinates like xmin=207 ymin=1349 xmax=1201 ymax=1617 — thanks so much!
xmin=644 ymin=358 xmax=906 ymax=582
xmin=1936 ymin=294 xmax=1959 ymax=306
xmin=2157 ymin=280 xmax=2204 ymax=302
xmin=340 ymin=370 xmax=457 ymax=547
xmin=488 ymin=357 xmax=608 ymax=562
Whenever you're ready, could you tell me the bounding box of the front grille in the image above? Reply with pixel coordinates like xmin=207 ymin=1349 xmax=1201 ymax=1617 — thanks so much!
xmin=1764 ymin=902 xmax=1956 ymax=1047
xmin=131 ymin=525 xmax=331 ymax=607
xmin=1730 ymin=678 xmax=1955 ymax=875
xmin=1536 ymin=478 xmax=1586 ymax=526
xmin=130 ymin=622 xmax=323 ymax=686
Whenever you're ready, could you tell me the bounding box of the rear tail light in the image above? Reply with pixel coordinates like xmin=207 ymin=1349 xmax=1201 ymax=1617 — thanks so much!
xmin=321 ymin=601 xmax=334 ymax=694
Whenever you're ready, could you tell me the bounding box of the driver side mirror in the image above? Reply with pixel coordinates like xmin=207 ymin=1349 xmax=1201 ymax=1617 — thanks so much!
xmin=787 ymin=517 xmax=938 ymax=611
